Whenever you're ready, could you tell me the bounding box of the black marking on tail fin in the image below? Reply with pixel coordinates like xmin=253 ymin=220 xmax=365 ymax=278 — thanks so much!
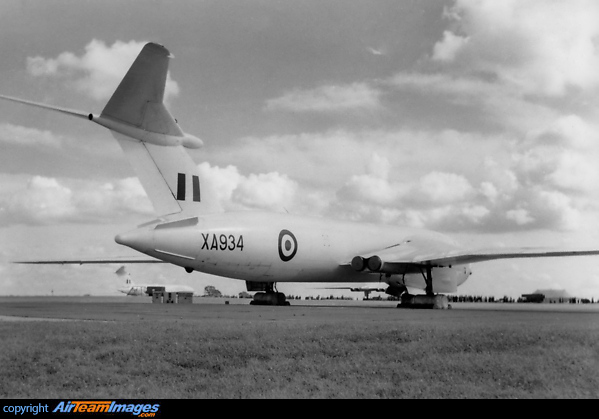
xmin=177 ymin=173 xmax=186 ymax=201
xmin=192 ymin=175 xmax=201 ymax=202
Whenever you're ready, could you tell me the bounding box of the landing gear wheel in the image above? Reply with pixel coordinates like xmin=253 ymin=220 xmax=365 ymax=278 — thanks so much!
xmin=397 ymin=294 xmax=449 ymax=309
xmin=250 ymin=292 xmax=290 ymax=306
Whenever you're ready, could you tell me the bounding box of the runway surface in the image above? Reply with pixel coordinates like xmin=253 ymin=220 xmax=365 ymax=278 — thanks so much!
xmin=0 ymin=295 xmax=597 ymax=323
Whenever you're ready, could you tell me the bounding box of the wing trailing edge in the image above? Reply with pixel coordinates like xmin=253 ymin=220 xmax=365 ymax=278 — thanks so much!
xmin=421 ymin=247 xmax=599 ymax=267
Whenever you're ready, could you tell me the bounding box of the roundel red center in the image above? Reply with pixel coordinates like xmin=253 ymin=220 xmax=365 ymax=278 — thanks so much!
xmin=278 ymin=230 xmax=298 ymax=262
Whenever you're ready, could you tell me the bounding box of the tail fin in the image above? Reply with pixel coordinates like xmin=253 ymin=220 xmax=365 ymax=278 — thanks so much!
xmin=115 ymin=265 xmax=132 ymax=286
xmin=0 ymin=42 xmax=208 ymax=217
xmin=97 ymin=42 xmax=205 ymax=217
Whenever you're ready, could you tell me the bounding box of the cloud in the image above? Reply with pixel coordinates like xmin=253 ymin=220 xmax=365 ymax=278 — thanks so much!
xmin=266 ymin=82 xmax=381 ymax=113
xmin=2 ymin=176 xmax=75 ymax=224
xmin=367 ymin=46 xmax=387 ymax=56
xmin=0 ymin=164 xmax=299 ymax=227
xmin=526 ymin=114 xmax=597 ymax=150
xmin=209 ymin=124 xmax=597 ymax=233
xmin=387 ymin=72 xmax=557 ymax=134
xmin=0 ymin=123 xmax=63 ymax=147
xmin=0 ymin=175 xmax=153 ymax=226
xmin=506 ymin=208 xmax=534 ymax=226
xmin=197 ymin=162 xmax=298 ymax=213
xmin=27 ymin=39 xmax=180 ymax=102
xmin=433 ymin=0 xmax=599 ymax=96
xmin=432 ymin=30 xmax=469 ymax=62
xmin=417 ymin=171 xmax=474 ymax=204
xmin=331 ymin=153 xmax=486 ymax=229
xmin=233 ymin=172 xmax=297 ymax=211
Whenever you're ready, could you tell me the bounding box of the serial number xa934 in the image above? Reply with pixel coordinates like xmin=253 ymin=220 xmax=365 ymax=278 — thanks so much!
xmin=201 ymin=233 xmax=244 ymax=251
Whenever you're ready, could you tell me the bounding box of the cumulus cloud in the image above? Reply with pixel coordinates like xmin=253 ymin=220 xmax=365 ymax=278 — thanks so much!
xmin=197 ymin=162 xmax=298 ymax=213
xmin=346 ymin=1 xmax=599 ymax=233
xmin=432 ymin=30 xmax=469 ymax=62
xmin=211 ymin=121 xmax=596 ymax=233
xmin=233 ymin=172 xmax=297 ymax=210
xmin=0 ymin=175 xmax=153 ymax=226
xmin=336 ymin=153 xmax=403 ymax=206
xmin=0 ymin=123 xmax=63 ymax=147
xmin=266 ymin=82 xmax=381 ymax=113
xmin=506 ymin=208 xmax=534 ymax=226
xmin=417 ymin=172 xmax=474 ymax=204
xmin=526 ymin=114 xmax=597 ymax=150
xmin=432 ymin=0 xmax=599 ymax=96
xmin=388 ymin=71 xmax=558 ymax=134
xmin=0 ymin=164 xmax=299 ymax=226
xmin=2 ymin=176 xmax=76 ymax=224
xmin=331 ymin=153 xmax=489 ymax=229
xmin=27 ymin=39 xmax=179 ymax=102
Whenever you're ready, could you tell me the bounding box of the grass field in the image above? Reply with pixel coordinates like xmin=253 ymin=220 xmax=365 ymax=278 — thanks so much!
xmin=0 ymin=298 xmax=598 ymax=398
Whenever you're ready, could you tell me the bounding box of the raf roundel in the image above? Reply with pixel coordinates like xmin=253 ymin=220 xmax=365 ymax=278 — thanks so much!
xmin=278 ymin=229 xmax=298 ymax=262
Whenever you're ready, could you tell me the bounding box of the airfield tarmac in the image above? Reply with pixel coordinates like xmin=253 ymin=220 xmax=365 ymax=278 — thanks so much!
xmin=1 ymin=296 xmax=598 ymax=398
xmin=0 ymin=295 xmax=598 ymax=327
xmin=0 ymin=295 xmax=598 ymax=322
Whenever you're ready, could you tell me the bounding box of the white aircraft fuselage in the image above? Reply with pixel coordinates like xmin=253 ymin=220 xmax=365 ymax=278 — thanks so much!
xmin=116 ymin=211 xmax=471 ymax=294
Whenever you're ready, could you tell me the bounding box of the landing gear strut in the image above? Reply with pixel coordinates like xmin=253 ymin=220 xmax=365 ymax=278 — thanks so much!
xmin=247 ymin=281 xmax=290 ymax=306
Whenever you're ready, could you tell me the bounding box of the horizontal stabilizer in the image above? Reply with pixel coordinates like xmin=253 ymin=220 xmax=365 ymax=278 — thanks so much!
xmin=0 ymin=94 xmax=90 ymax=120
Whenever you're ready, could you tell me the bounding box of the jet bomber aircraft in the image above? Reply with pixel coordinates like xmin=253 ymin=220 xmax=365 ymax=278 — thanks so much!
xmin=4 ymin=43 xmax=599 ymax=308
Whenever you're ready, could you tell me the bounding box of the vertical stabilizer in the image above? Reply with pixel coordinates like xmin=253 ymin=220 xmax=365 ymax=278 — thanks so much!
xmin=99 ymin=43 xmax=206 ymax=217
xmin=113 ymin=132 xmax=203 ymax=216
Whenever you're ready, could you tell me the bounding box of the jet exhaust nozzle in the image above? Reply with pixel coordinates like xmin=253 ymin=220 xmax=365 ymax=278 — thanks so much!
xmin=351 ymin=256 xmax=366 ymax=271
xmin=367 ymin=255 xmax=383 ymax=272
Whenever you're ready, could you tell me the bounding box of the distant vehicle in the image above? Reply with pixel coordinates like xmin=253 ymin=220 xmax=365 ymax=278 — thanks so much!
xmin=520 ymin=293 xmax=545 ymax=303
xmin=115 ymin=266 xmax=194 ymax=296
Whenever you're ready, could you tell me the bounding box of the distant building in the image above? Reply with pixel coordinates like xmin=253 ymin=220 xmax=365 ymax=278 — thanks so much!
xmin=523 ymin=289 xmax=573 ymax=304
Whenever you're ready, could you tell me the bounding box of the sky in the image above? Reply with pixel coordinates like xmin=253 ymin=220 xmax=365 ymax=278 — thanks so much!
xmin=2 ymin=0 xmax=599 ymax=299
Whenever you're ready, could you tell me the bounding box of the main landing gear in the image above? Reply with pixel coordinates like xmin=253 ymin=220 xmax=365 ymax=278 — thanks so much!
xmin=388 ymin=266 xmax=451 ymax=309
xmin=246 ymin=281 xmax=290 ymax=306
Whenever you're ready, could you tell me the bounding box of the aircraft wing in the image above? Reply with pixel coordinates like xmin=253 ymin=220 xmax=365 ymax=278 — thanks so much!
xmin=349 ymin=241 xmax=599 ymax=273
xmin=14 ymin=257 xmax=166 ymax=265
xmin=414 ymin=247 xmax=599 ymax=267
